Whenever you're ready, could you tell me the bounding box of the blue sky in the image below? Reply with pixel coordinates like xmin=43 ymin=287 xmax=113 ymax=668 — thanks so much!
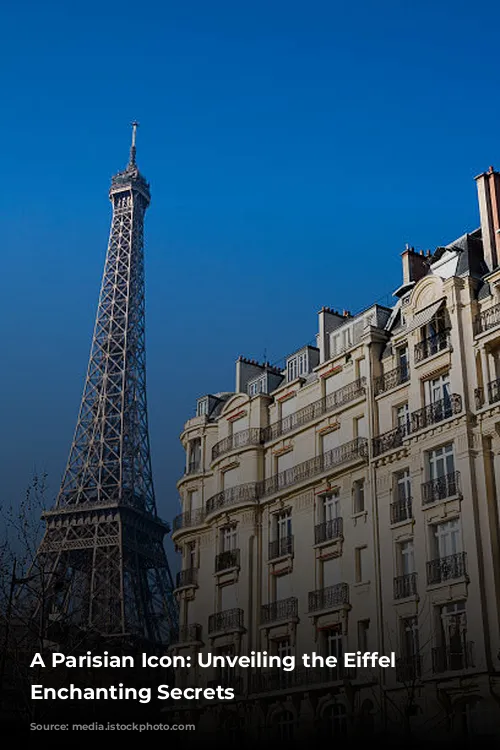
xmin=0 ymin=0 xmax=498 ymax=540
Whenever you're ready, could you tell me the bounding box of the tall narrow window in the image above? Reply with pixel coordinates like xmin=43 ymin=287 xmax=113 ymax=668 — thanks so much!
xmin=186 ymin=540 xmax=197 ymax=569
xmin=428 ymin=443 xmax=455 ymax=481
xmin=397 ymin=346 xmax=409 ymax=380
xmin=434 ymin=519 xmax=461 ymax=558
xmin=353 ymin=479 xmax=365 ymax=513
xmin=358 ymin=619 xmax=370 ymax=651
xmin=220 ymin=525 xmax=237 ymax=552
xmin=396 ymin=403 xmax=410 ymax=433
xmin=399 ymin=539 xmax=415 ymax=575
xmin=322 ymin=492 xmax=340 ymax=522
xmin=355 ymin=546 xmax=368 ymax=582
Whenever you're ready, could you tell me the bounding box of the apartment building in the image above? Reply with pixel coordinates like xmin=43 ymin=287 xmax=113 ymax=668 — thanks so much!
xmin=166 ymin=166 xmax=500 ymax=743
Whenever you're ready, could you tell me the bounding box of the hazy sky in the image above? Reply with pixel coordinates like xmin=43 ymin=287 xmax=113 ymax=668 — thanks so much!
xmin=1 ymin=0 xmax=498 ymax=548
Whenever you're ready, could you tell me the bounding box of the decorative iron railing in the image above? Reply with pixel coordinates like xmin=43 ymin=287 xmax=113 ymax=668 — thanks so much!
xmin=488 ymin=378 xmax=500 ymax=405
xmin=373 ymin=424 xmax=409 ymax=457
xmin=314 ymin=517 xmax=343 ymax=545
xmin=185 ymin=460 xmax=201 ymax=475
xmin=171 ymin=623 xmax=202 ymax=644
xmin=215 ymin=549 xmax=240 ymax=573
xmin=175 ymin=567 xmax=198 ymax=588
xmin=173 ymin=507 xmax=206 ymax=532
xmin=212 ymin=428 xmax=263 ymax=461
xmin=206 ymin=482 xmax=259 ymax=515
xmin=269 ymin=535 xmax=294 ymax=560
xmin=411 ymin=394 xmax=461 ymax=432
xmin=393 ymin=572 xmax=417 ymax=599
xmin=249 ymin=664 xmax=357 ymax=694
xmin=260 ymin=596 xmax=298 ymax=625
xmin=432 ymin=642 xmax=474 ymax=673
xmin=374 ymin=365 xmax=410 ymax=396
xmin=422 ymin=471 xmax=460 ymax=505
xmin=261 ymin=379 xmax=366 ymax=442
xmin=208 ymin=608 xmax=244 ymax=635
xmin=414 ymin=329 xmax=450 ymax=363
xmin=308 ymin=583 xmax=349 ymax=612
xmin=390 ymin=497 xmax=413 ymax=524
xmin=475 ymin=302 xmax=500 ymax=334
xmin=426 ymin=552 xmax=467 ymax=585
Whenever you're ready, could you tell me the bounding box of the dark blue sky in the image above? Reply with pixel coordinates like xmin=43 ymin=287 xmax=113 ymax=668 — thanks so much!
xmin=1 ymin=0 xmax=498 ymax=534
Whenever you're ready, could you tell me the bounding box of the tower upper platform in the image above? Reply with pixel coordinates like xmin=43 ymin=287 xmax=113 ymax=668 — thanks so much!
xmin=109 ymin=122 xmax=151 ymax=204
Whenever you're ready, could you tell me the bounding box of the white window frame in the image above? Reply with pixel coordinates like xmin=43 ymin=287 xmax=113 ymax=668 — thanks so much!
xmin=428 ymin=443 xmax=455 ymax=481
xmin=434 ymin=518 xmax=461 ymax=558
xmin=400 ymin=539 xmax=415 ymax=575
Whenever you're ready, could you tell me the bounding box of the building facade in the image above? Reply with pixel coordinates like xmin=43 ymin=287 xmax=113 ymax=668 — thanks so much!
xmin=166 ymin=166 xmax=500 ymax=742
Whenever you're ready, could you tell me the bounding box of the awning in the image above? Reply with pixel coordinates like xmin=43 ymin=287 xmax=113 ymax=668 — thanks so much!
xmin=405 ymin=299 xmax=445 ymax=333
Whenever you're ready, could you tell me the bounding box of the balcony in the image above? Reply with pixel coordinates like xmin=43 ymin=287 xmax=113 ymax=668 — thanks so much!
xmin=208 ymin=608 xmax=244 ymax=636
xmin=206 ymin=482 xmax=259 ymax=516
xmin=396 ymin=655 xmax=421 ymax=683
xmin=314 ymin=517 xmax=343 ymax=545
xmin=432 ymin=642 xmax=474 ymax=673
xmin=411 ymin=394 xmax=462 ymax=432
xmin=390 ymin=497 xmax=412 ymax=524
xmin=414 ymin=329 xmax=450 ymax=363
xmin=488 ymin=377 xmax=500 ymax=405
xmin=257 ymin=438 xmax=368 ymax=498
xmin=171 ymin=623 xmax=202 ymax=644
xmin=475 ymin=302 xmax=500 ymax=334
xmin=184 ymin=460 xmax=201 ymax=476
xmin=269 ymin=535 xmax=294 ymax=560
xmin=249 ymin=664 xmax=356 ymax=694
xmin=175 ymin=567 xmax=198 ymax=589
xmin=374 ymin=364 xmax=410 ymax=396
xmin=215 ymin=549 xmax=240 ymax=573
xmin=426 ymin=552 xmax=467 ymax=585
xmin=260 ymin=596 xmax=298 ymax=625
xmin=422 ymin=471 xmax=461 ymax=505
xmin=308 ymin=582 xmax=349 ymax=613
xmin=173 ymin=508 xmax=206 ymax=532
xmin=393 ymin=572 xmax=417 ymax=600
xmin=373 ymin=424 xmax=409 ymax=458
xmin=261 ymin=378 xmax=366 ymax=442
xmin=212 ymin=428 xmax=263 ymax=461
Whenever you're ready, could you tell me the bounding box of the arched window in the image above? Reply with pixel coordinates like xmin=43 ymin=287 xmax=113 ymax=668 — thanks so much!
xmin=322 ymin=702 xmax=348 ymax=736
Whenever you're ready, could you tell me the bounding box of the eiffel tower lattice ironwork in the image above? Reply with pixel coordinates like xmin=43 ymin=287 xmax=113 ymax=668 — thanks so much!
xmin=28 ymin=124 xmax=178 ymax=645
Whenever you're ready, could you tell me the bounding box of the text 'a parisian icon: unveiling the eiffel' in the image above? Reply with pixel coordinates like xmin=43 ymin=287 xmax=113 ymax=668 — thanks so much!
xmin=30 ymin=124 xmax=178 ymax=645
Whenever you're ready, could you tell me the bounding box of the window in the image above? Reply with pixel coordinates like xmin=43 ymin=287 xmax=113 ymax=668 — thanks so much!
xmin=396 ymin=403 xmax=410 ymax=432
xmin=275 ymin=509 xmax=292 ymax=541
xmin=275 ymin=637 xmax=292 ymax=659
xmin=186 ymin=541 xmax=197 ymax=569
xmin=323 ymin=625 xmax=343 ymax=661
xmin=433 ymin=518 xmax=461 ymax=558
xmin=355 ymin=415 xmax=366 ymax=438
xmin=358 ymin=620 xmax=370 ymax=651
xmin=355 ymin=546 xmax=368 ymax=583
xmin=401 ymin=616 xmax=419 ymax=659
xmin=438 ymin=601 xmax=468 ymax=670
xmin=215 ymin=644 xmax=234 ymax=685
xmin=426 ymin=372 xmax=450 ymax=407
xmin=428 ymin=443 xmax=454 ymax=481
xmin=188 ymin=438 xmax=201 ymax=472
xmin=287 ymin=358 xmax=298 ymax=382
xmin=273 ymin=710 xmax=295 ymax=741
xmin=397 ymin=346 xmax=409 ymax=379
xmin=343 ymin=327 xmax=353 ymax=350
xmin=220 ymin=525 xmax=237 ymax=552
xmin=219 ymin=583 xmax=237 ymax=611
xmin=399 ymin=539 xmax=415 ymax=575
xmin=322 ymin=492 xmax=340 ymax=522
xmin=356 ymin=357 xmax=366 ymax=380
xmin=353 ymin=480 xmax=365 ymax=513
xmin=187 ymin=488 xmax=199 ymax=513
xmin=322 ymin=703 xmax=348 ymax=735
xmin=395 ymin=469 xmax=411 ymax=502
xmin=322 ymin=557 xmax=341 ymax=588
xmin=298 ymin=351 xmax=308 ymax=376
xmin=196 ymin=398 xmax=208 ymax=417
xmin=248 ymin=378 xmax=265 ymax=397
xmin=322 ymin=429 xmax=340 ymax=454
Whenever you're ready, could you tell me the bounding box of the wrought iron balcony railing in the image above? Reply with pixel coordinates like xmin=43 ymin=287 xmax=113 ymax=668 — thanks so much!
xmin=393 ymin=572 xmax=417 ymax=599
xmin=212 ymin=428 xmax=263 ymax=461
xmin=374 ymin=364 xmax=410 ymax=396
xmin=414 ymin=329 xmax=450 ymax=363
xmin=314 ymin=517 xmax=343 ymax=545
xmin=269 ymin=535 xmax=293 ymax=560
xmin=308 ymin=582 xmax=349 ymax=612
xmin=488 ymin=377 xmax=500 ymax=405
xmin=175 ymin=567 xmax=198 ymax=589
xmin=390 ymin=496 xmax=413 ymax=524
xmin=206 ymin=482 xmax=259 ymax=515
xmin=249 ymin=664 xmax=357 ymax=694
xmin=396 ymin=655 xmax=421 ymax=683
xmin=208 ymin=608 xmax=244 ymax=635
xmin=261 ymin=379 xmax=366 ymax=442
xmin=215 ymin=549 xmax=240 ymax=573
xmin=260 ymin=596 xmax=298 ymax=625
xmin=257 ymin=438 xmax=368 ymax=498
xmin=173 ymin=507 xmax=206 ymax=532
xmin=171 ymin=623 xmax=202 ymax=644
xmin=411 ymin=394 xmax=461 ymax=432
xmin=475 ymin=302 xmax=500 ymax=334
xmin=432 ymin=642 xmax=474 ymax=673
xmin=373 ymin=424 xmax=409 ymax=457
xmin=422 ymin=471 xmax=460 ymax=505
xmin=426 ymin=551 xmax=467 ymax=585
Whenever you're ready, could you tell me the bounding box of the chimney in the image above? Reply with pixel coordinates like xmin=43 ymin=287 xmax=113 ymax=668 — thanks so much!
xmin=400 ymin=245 xmax=429 ymax=286
xmin=475 ymin=165 xmax=500 ymax=272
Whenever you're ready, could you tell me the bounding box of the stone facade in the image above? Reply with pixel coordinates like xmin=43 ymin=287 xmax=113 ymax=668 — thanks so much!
xmin=166 ymin=166 xmax=500 ymax=742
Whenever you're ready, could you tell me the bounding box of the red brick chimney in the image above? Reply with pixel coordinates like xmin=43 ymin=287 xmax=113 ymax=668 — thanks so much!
xmin=475 ymin=165 xmax=500 ymax=272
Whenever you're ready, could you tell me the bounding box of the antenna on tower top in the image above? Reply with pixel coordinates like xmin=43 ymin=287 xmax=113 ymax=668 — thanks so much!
xmin=129 ymin=121 xmax=139 ymax=166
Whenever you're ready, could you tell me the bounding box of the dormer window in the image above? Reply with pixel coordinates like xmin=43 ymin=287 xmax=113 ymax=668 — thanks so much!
xmin=285 ymin=347 xmax=319 ymax=382
xmin=248 ymin=376 xmax=266 ymax=397
xmin=196 ymin=398 xmax=208 ymax=417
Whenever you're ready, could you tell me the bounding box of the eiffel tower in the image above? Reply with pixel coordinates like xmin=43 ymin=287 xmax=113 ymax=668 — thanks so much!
xmin=26 ymin=125 xmax=178 ymax=646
